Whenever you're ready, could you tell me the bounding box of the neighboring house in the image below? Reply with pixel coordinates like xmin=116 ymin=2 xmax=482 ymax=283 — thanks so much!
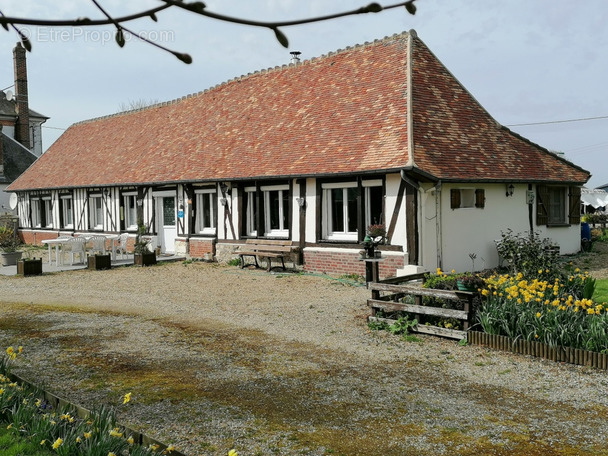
xmin=0 ymin=43 xmax=48 ymax=214
xmin=6 ymin=30 xmax=590 ymax=277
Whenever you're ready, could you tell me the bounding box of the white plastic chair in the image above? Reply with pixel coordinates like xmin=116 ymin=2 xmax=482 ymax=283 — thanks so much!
xmin=118 ymin=233 xmax=129 ymax=259
xmin=66 ymin=238 xmax=86 ymax=265
xmin=89 ymin=236 xmax=108 ymax=255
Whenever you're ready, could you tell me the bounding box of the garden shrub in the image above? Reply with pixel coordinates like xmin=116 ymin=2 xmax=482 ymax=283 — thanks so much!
xmin=495 ymin=229 xmax=560 ymax=278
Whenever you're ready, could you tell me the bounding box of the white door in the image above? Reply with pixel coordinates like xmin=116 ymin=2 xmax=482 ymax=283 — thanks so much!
xmin=157 ymin=195 xmax=177 ymax=254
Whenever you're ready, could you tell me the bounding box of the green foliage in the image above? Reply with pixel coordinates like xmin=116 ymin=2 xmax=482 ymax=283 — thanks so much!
xmin=388 ymin=316 xmax=418 ymax=335
xmin=0 ymin=426 xmax=54 ymax=455
xmin=0 ymin=226 xmax=20 ymax=253
xmin=133 ymin=221 xmax=151 ymax=254
xmin=228 ymin=257 xmax=241 ymax=267
xmin=495 ymin=229 xmax=560 ymax=278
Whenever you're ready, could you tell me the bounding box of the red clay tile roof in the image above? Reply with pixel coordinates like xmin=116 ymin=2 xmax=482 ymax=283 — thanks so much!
xmin=7 ymin=30 xmax=589 ymax=192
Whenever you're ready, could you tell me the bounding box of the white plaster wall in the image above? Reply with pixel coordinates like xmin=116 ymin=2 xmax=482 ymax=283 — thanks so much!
xmin=305 ymin=178 xmax=317 ymax=243
xmin=420 ymin=183 xmax=582 ymax=273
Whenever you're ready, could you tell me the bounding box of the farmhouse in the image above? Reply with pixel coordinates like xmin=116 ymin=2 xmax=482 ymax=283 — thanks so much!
xmin=5 ymin=30 xmax=590 ymax=276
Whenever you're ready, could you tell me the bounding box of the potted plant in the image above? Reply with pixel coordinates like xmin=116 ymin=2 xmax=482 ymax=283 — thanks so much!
xmin=456 ymin=274 xmax=484 ymax=292
xmin=0 ymin=226 xmax=23 ymax=266
xmin=133 ymin=222 xmax=156 ymax=267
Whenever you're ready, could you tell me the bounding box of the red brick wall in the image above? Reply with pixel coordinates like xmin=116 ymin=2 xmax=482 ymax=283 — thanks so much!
xmin=189 ymin=238 xmax=215 ymax=258
xmin=303 ymin=249 xmax=405 ymax=279
xmin=19 ymin=230 xmax=63 ymax=245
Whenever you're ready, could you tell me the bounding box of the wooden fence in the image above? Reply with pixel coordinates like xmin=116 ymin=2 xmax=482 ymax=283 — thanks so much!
xmin=468 ymin=331 xmax=608 ymax=370
xmin=367 ymin=273 xmax=475 ymax=340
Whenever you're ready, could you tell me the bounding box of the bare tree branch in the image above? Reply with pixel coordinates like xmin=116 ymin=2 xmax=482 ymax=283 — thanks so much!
xmin=0 ymin=1 xmax=417 ymax=64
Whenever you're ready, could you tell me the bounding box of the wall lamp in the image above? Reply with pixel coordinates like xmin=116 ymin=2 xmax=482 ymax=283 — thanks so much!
xmin=506 ymin=184 xmax=515 ymax=197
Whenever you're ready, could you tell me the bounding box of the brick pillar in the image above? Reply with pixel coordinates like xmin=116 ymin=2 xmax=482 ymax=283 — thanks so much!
xmin=13 ymin=42 xmax=30 ymax=150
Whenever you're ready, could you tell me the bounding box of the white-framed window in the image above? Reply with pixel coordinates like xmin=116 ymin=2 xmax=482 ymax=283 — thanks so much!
xmin=547 ymin=187 xmax=566 ymax=225
xmin=322 ymin=182 xmax=359 ymax=241
xmin=123 ymin=193 xmax=138 ymax=231
xmin=195 ymin=188 xmax=216 ymax=235
xmin=89 ymin=195 xmax=103 ymax=230
xmin=261 ymin=184 xmax=289 ymax=238
xmin=60 ymin=195 xmax=73 ymax=229
xmin=244 ymin=186 xmax=257 ymax=237
xmin=31 ymin=196 xmax=52 ymax=228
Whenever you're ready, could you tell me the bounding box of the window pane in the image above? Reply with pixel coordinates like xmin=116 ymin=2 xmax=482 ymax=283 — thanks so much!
xmin=282 ymin=190 xmax=289 ymax=231
xmin=203 ymin=194 xmax=212 ymax=228
xmin=163 ymin=197 xmax=175 ymax=226
xmin=548 ymin=188 xmax=565 ymax=223
xmin=331 ymin=188 xmax=344 ymax=232
xmin=268 ymin=190 xmax=281 ymax=230
xmin=367 ymin=186 xmax=383 ymax=226
xmin=347 ymin=187 xmax=358 ymax=233
xmin=64 ymin=199 xmax=73 ymax=226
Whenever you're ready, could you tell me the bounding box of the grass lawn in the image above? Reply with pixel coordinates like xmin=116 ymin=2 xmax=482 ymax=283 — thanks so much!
xmin=0 ymin=426 xmax=54 ymax=456
xmin=594 ymin=278 xmax=608 ymax=304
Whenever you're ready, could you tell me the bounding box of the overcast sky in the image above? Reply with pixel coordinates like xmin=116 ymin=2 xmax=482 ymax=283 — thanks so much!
xmin=0 ymin=1 xmax=607 ymax=187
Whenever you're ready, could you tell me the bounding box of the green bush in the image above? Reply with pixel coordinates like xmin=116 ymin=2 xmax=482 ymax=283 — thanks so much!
xmin=495 ymin=229 xmax=560 ymax=278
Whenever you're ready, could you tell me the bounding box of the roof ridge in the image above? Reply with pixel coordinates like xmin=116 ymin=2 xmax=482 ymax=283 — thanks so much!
xmin=70 ymin=30 xmax=414 ymax=128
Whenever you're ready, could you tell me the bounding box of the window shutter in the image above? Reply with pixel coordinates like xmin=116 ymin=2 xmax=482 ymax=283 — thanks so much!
xmin=536 ymin=185 xmax=549 ymax=226
xmin=450 ymin=189 xmax=461 ymax=209
xmin=475 ymin=189 xmax=485 ymax=208
xmin=568 ymin=186 xmax=581 ymax=225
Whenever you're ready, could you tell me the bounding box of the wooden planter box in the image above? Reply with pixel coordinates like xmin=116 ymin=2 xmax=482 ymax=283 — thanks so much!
xmin=1 ymin=251 xmax=23 ymax=266
xmin=88 ymin=254 xmax=111 ymax=270
xmin=134 ymin=252 xmax=156 ymax=267
xmin=17 ymin=258 xmax=42 ymax=276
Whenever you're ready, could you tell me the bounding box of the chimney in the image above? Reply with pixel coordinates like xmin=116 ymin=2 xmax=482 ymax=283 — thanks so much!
xmin=290 ymin=51 xmax=301 ymax=64
xmin=0 ymin=124 xmax=3 ymax=175
xmin=13 ymin=42 xmax=30 ymax=150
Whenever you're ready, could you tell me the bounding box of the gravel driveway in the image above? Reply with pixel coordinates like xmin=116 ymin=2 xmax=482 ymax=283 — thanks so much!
xmin=1 ymin=260 xmax=608 ymax=455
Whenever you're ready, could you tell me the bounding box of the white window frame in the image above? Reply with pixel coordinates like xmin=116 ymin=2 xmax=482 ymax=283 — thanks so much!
xmin=60 ymin=195 xmax=73 ymax=229
xmin=194 ymin=188 xmax=216 ymax=235
xmin=322 ymin=182 xmax=358 ymax=241
xmin=244 ymin=186 xmax=257 ymax=237
xmin=261 ymin=184 xmax=289 ymax=238
xmin=123 ymin=192 xmax=138 ymax=231
xmin=89 ymin=194 xmax=104 ymax=230
xmin=41 ymin=197 xmax=53 ymax=228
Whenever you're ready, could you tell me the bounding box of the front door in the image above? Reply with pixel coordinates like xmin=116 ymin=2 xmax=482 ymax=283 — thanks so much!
xmin=156 ymin=195 xmax=177 ymax=254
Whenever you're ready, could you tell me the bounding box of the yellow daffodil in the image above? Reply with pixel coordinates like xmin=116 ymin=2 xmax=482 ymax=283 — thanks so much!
xmin=127 ymin=436 xmax=134 ymax=445
xmin=164 ymin=444 xmax=176 ymax=453
xmin=76 ymin=437 xmax=81 ymax=443
xmin=108 ymin=453 xmax=117 ymax=456
xmin=84 ymin=432 xmax=92 ymax=439
xmin=228 ymin=450 xmax=238 ymax=456
xmin=536 ymin=312 xmax=541 ymax=318
xmin=52 ymin=438 xmax=63 ymax=449
xmin=40 ymin=440 xmax=46 ymax=445
xmin=6 ymin=423 xmax=12 ymax=429
xmin=109 ymin=428 xmax=123 ymax=438
xmin=123 ymin=392 xmax=132 ymax=404
xmin=149 ymin=444 xmax=160 ymax=451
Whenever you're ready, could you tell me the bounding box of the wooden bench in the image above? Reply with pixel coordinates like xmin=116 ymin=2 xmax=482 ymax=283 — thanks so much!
xmin=238 ymin=239 xmax=297 ymax=272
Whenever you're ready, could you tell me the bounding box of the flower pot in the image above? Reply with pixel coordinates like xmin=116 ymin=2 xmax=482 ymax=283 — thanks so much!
xmin=134 ymin=252 xmax=157 ymax=267
xmin=88 ymin=254 xmax=111 ymax=270
xmin=17 ymin=258 xmax=42 ymax=276
xmin=456 ymin=280 xmax=477 ymax=292
xmin=1 ymin=250 xmax=23 ymax=266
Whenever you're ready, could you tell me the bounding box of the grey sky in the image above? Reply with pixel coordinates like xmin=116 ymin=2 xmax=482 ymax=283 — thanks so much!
xmin=1 ymin=1 xmax=606 ymax=186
